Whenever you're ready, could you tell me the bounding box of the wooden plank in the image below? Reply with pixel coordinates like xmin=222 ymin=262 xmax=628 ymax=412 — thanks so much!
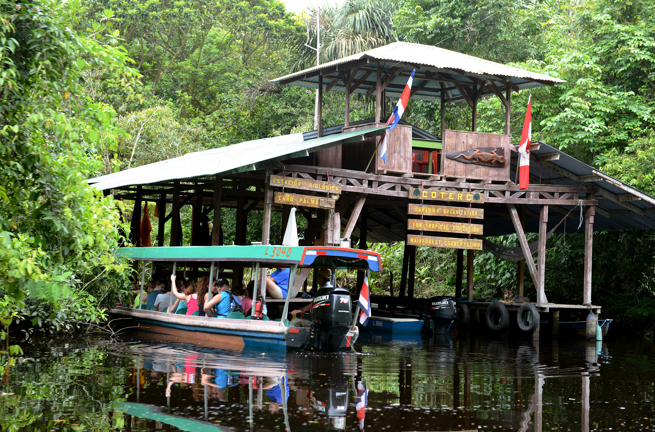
xmin=508 ymin=204 xmax=539 ymax=288
xmin=537 ymin=205 xmax=549 ymax=305
xmin=342 ymin=194 xmax=367 ymax=239
xmin=408 ymin=188 xmax=484 ymax=204
xmin=274 ymin=192 xmax=335 ymax=209
xmin=408 ymin=203 xmax=484 ymax=219
xmin=408 ymin=219 xmax=483 ymax=235
xmin=270 ymin=175 xmax=341 ymax=194
xmin=407 ymin=234 xmax=482 ymax=250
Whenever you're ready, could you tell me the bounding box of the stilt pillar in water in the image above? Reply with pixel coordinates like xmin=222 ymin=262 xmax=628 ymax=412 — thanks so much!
xmin=466 ymin=250 xmax=474 ymax=300
xmin=552 ymin=310 xmax=560 ymax=338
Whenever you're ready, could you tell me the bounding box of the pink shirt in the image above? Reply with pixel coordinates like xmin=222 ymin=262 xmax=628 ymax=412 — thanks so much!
xmin=186 ymin=294 xmax=199 ymax=315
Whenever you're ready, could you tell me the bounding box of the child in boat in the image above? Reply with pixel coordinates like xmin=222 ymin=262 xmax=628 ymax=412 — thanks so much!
xmin=154 ymin=284 xmax=172 ymax=312
xmin=132 ymin=281 xmax=152 ymax=308
xmin=265 ymin=268 xmax=290 ymax=299
xmin=146 ymin=278 xmax=166 ymax=309
xmin=171 ymin=274 xmax=201 ymax=316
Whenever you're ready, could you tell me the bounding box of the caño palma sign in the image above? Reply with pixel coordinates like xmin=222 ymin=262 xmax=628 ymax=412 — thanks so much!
xmin=274 ymin=192 xmax=335 ymax=209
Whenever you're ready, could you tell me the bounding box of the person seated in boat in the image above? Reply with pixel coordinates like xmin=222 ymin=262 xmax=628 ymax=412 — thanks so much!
xmin=171 ymin=274 xmax=201 ymax=316
xmin=146 ymin=278 xmax=166 ymax=310
xmin=203 ymin=278 xmax=241 ymax=318
xmin=290 ymin=268 xmax=332 ymax=319
xmin=132 ymin=281 xmax=152 ymax=308
xmin=265 ymin=267 xmax=291 ymax=299
xmin=171 ymin=279 xmax=193 ymax=313
xmin=240 ymin=282 xmax=254 ymax=315
xmin=154 ymin=284 xmax=173 ymax=312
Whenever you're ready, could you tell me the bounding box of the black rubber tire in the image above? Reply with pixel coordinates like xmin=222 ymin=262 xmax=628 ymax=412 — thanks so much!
xmin=516 ymin=303 xmax=540 ymax=333
xmin=485 ymin=302 xmax=509 ymax=332
xmin=457 ymin=303 xmax=471 ymax=327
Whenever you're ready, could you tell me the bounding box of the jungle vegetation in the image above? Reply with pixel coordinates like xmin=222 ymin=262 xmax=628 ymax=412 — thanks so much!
xmin=2 ymin=0 xmax=655 ymax=365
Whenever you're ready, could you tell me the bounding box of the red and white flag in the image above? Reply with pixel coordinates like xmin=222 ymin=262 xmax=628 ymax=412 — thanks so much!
xmin=356 ymin=381 xmax=368 ymax=430
xmin=380 ymin=70 xmax=415 ymax=163
xmin=358 ymin=274 xmax=371 ymax=326
xmin=518 ymin=95 xmax=532 ymax=190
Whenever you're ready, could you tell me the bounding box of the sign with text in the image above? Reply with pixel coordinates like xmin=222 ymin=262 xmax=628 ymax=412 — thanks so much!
xmin=408 ymin=219 xmax=483 ymax=235
xmin=408 ymin=204 xmax=484 ymax=219
xmin=270 ymin=175 xmax=341 ymax=194
xmin=407 ymin=234 xmax=482 ymax=250
xmin=274 ymin=192 xmax=335 ymax=209
xmin=408 ymin=188 xmax=483 ymax=204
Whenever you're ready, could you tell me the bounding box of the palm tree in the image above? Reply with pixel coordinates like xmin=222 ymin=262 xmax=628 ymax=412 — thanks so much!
xmin=293 ymin=0 xmax=402 ymax=71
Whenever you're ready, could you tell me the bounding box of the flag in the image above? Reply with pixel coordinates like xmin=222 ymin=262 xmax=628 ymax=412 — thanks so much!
xmin=518 ymin=95 xmax=532 ymax=190
xmin=358 ymin=274 xmax=371 ymax=326
xmin=380 ymin=70 xmax=415 ymax=163
xmin=356 ymin=381 xmax=368 ymax=430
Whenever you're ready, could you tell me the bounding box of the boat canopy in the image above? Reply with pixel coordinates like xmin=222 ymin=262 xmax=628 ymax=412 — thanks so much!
xmin=116 ymin=245 xmax=382 ymax=271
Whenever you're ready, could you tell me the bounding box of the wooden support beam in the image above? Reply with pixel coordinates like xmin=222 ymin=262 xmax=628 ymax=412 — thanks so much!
xmin=235 ymin=195 xmax=246 ymax=245
xmin=211 ymin=176 xmax=222 ymax=246
xmin=132 ymin=185 xmax=143 ymax=246
xmin=537 ymin=205 xmax=549 ymax=305
xmin=342 ymin=194 xmax=367 ymax=240
xmin=367 ymin=67 xmax=402 ymax=97
xmin=466 ymin=250 xmax=474 ymax=300
xmin=508 ymin=204 xmax=539 ymax=288
xmin=191 ymin=183 xmax=202 ymax=245
xmin=486 ymin=80 xmax=508 ymax=109
xmin=453 ymin=82 xmax=475 ymax=109
xmin=278 ymin=59 xmax=368 ymax=85
xmin=400 ymin=242 xmax=409 ymax=298
xmin=517 ymin=205 xmax=525 ymax=297
xmin=408 ymin=246 xmax=416 ymax=299
xmin=471 ymin=85 xmax=478 ymax=132
xmin=455 ymin=249 xmax=463 ymax=299
xmin=170 ymin=181 xmax=180 ymax=246
xmin=375 ymin=64 xmax=382 ymax=123
xmin=410 ymin=79 xmax=430 ymax=97
xmin=325 ymin=75 xmax=341 ymax=93
xmin=505 ymin=79 xmax=511 ymax=135
xmin=317 ymin=74 xmax=323 ymax=137
xmin=583 ymin=203 xmax=595 ymax=304
xmin=349 ymin=70 xmax=372 ymax=93
xmin=157 ymin=192 xmax=166 ymax=246
xmin=440 ymin=83 xmax=446 ymax=143
xmin=345 ymin=71 xmax=352 ymax=127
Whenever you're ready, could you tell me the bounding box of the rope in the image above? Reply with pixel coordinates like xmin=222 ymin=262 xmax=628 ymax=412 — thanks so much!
xmin=483 ymin=206 xmax=577 ymax=262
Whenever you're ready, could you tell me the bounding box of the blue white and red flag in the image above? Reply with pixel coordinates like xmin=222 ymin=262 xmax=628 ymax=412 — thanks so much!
xmin=356 ymin=381 xmax=368 ymax=430
xmin=380 ymin=69 xmax=415 ymax=163
xmin=358 ymin=274 xmax=371 ymax=326
xmin=518 ymin=95 xmax=532 ymax=190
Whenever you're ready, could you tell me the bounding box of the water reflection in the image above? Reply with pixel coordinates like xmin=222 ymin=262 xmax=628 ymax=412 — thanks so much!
xmin=5 ymin=334 xmax=655 ymax=431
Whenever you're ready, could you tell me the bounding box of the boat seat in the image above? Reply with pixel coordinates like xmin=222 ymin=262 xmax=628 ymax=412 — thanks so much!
xmin=192 ymin=310 xmax=200 ymax=316
xmin=176 ymin=308 xmax=188 ymax=315
xmin=139 ymin=305 xmax=148 ymax=309
xmin=226 ymin=312 xmax=246 ymax=320
xmin=148 ymin=306 xmax=156 ymax=311
xmin=245 ymin=315 xmax=270 ymax=321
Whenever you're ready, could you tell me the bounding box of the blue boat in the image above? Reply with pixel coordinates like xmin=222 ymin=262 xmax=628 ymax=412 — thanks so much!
xmin=358 ymin=316 xmax=425 ymax=334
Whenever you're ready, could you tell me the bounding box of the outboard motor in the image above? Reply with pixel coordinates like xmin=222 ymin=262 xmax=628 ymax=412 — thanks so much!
xmin=426 ymin=296 xmax=457 ymax=335
xmin=310 ymin=285 xmax=353 ymax=352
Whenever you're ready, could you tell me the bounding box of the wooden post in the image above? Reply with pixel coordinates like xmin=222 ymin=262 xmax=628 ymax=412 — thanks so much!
xmin=342 ymin=194 xmax=367 ymax=240
xmin=471 ymin=87 xmax=478 ymax=132
xmin=191 ymin=183 xmax=203 ymax=245
xmin=345 ymin=73 xmax=351 ymax=128
xmin=517 ymin=205 xmax=525 ymax=297
xmin=356 ymin=204 xmax=368 ymax=295
xmin=455 ymin=250 xmax=463 ymax=299
xmin=157 ymin=193 xmax=166 ymax=246
xmin=132 ymin=185 xmax=142 ymax=246
xmin=399 ymin=242 xmax=409 ymax=298
xmin=582 ymin=375 xmax=590 ymax=432
xmin=508 ymin=204 xmax=539 ymax=288
xmin=505 ymin=79 xmax=512 ymax=135
xmin=408 ymin=246 xmax=416 ymax=299
xmin=375 ymin=64 xmax=381 ymax=124
xmin=583 ymin=203 xmax=595 ymax=305
xmin=552 ymin=310 xmax=560 ymax=338
xmin=537 ymin=205 xmax=549 ymax=305
xmin=440 ymin=84 xmax=446 ymax=141
xmin=170 ymin=181 xmax=180 ymax=246
xmin=235 ymin=195 xmax=245 ymax=245
xmin=466 ymin=250 xmax=474 ymax=300
xmin=260 ymin=170 xmax=274 ymax=295
xmin=317 ymin=74 xmax=323 ymax=138
xmin=212 ymin=176 xmax=222 ymax=246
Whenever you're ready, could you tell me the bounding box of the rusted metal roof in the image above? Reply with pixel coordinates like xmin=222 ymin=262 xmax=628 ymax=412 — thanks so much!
xmin=88 ymin=127 xmax=386 ymax=191
xmin=272 ymin=42 xmax=564 ymax=103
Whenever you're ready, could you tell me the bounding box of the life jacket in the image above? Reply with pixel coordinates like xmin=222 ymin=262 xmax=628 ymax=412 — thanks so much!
xmin=226 ymin=291 xmax=243 ymax=314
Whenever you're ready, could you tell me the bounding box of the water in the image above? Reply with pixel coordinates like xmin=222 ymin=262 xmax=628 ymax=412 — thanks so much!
xmin=3 ymin=333 xmax=655 ymax=431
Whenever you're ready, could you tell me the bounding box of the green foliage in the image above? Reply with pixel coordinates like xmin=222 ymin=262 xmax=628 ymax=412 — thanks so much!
xmin=0 ymin=0 xmax=132 ymax=353
xmin=595 ymin=131 xmax=655 ymax=196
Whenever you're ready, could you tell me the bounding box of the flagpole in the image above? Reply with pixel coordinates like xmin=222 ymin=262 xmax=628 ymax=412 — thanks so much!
xmin=364 ymin=133 xmax=385 ymax=173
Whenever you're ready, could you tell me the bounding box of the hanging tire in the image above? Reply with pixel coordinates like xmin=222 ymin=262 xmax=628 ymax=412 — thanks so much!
xmin=516 ymin=303 xmax=540 ymax=333
xmin=485 ymin=302 xmax=509 ymax=332
xmin=457 ymin=303 xmax=470 ymax=327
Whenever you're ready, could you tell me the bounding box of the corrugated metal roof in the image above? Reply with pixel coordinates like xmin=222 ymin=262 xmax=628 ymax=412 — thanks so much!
xmin=272 ymin=42 xmax=565 ymax=103
xmin=88 ymin=127 xmax=387 ymax=191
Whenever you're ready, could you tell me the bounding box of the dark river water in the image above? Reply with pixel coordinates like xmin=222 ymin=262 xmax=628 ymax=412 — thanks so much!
xmin=3 ymin=331 xmax=655 ymax=431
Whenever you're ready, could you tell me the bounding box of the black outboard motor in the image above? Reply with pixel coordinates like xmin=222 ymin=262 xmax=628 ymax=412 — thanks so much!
xmin=311 ymin=285 xmax=353 ymax=352
xmin=426 ymin=296 xmax=457 ymax=335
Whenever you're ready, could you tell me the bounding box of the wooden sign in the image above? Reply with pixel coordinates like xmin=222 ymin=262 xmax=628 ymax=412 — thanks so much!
xmin=408 ymin=188 xmax=484 ymax=204
xmin=407 ymin=234 xmax=482 ymax=250
xmin=270 ymin=175 xmax=341 ymax=194
xmin=408 ymin=204 xmax=484 ymax=219
xmin=408 ymin=219 xmax=483 ymax=235
xmin=274 ymin=192 xmax=335 ymax=209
